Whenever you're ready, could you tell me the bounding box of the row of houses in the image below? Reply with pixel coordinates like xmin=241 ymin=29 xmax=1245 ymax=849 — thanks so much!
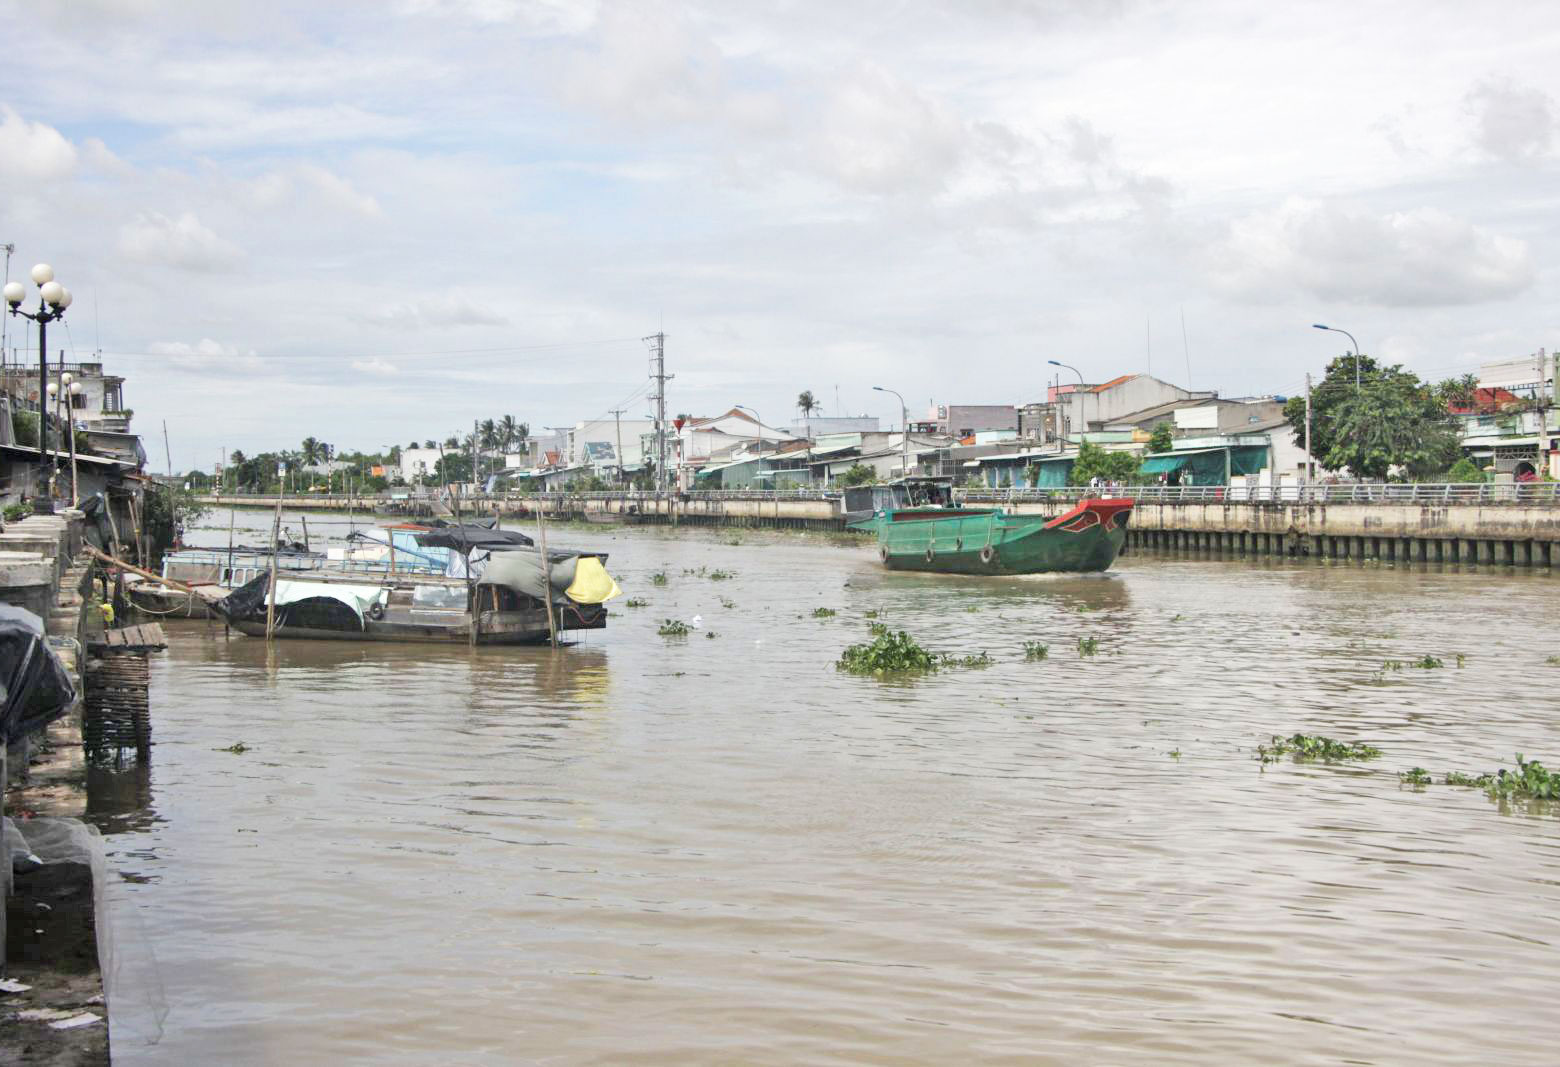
xmin=410 ymin=349 xmax=1559 ymax=493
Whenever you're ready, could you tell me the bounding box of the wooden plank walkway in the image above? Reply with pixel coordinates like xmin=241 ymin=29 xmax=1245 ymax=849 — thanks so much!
xmin=87 ymin=623 xmax=169 ymax=653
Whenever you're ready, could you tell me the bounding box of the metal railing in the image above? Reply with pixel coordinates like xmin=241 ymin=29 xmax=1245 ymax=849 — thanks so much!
xmin=201 ymin=482 xmax=1560 ymax=508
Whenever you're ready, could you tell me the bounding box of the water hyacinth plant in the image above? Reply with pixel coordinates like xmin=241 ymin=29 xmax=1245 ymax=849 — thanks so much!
xmin=1077 ymin=636 xmax=1100 ymax=657
xmin=623 ymin=597 xmax=649 ymax=608
xmin=649 ymin=571 xmax=669 ymax=586
xmin=1023 ymin=641 xmax=1049 ymax=660
xmin=837 ymin=630 xmax=938 ymax=675
xmin=812 ymin=607 xmax=837 ymax=618
xmin=1257 ymin=733 xmax=1382 ymax=764
xmin=657 ymin=619 xmax=691 ymax=637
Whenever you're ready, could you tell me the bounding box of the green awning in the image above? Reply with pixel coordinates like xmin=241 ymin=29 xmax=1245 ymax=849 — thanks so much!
xmin=1140 ymin=446 xmax=1268 ymax=484
xmin=1140 ymin=453 xmax=1193 ymax=474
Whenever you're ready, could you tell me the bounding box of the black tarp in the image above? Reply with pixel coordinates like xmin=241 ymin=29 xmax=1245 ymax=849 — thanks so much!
xmin=211 ymin=574 xmax=365 ymax=632
xmin=413 ymin=525 xmax=533 ymax=551
xmin=0 ymin=604 xmax=77 ymax=745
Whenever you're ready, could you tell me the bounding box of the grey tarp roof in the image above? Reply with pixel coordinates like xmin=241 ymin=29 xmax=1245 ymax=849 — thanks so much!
xmin=478 ymin=549 xmax=581 ymax=601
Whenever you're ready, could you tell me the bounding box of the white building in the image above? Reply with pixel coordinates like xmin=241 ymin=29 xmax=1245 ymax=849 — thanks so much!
xmin=566 ymin=417 xmax=654 ymax=471
xmin=398 ymin=446 xmax=444 ymax=483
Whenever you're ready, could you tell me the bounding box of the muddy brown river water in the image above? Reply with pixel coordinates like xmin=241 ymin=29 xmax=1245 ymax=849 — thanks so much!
xmin=92 ymin=509 xmax=1560 ymax=1064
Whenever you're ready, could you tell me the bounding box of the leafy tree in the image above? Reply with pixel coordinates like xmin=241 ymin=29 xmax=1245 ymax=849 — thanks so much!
xmin=1148 ymin=422 xmax=1174 ymax=453
xmin=1068 ymin=441 xmax=1141 ymax=486
xmin=300 ymin=437 xmax=321 ymax=465
xmin=836 ymin=462 xmax=876 ymax=487
xmin=1445 ymin=457 xmax=1484 ymax=483
xmin=433 ymin=452 xmax=472 ymax=484
xmin=11 ymin=411 xmax=38 ymax=448
xmin=1282 ymin=353 xmax=1382 ymax=462
xmin=1434 ymin=373 xmax=1481 ymax=411
xmin=1304 ymin=364 xmax=1461 ymax=480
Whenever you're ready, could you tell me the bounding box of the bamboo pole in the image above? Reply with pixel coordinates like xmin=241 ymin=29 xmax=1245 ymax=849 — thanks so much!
xmin=265 ymin=484 xmax=283 ymax=642
xmin=536 ymin=506 xmax=558 ymax=648
xmin=83 ymin=544 xmax=197 ymax=593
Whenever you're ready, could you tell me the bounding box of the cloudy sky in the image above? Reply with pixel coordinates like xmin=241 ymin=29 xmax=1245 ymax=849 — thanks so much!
xmin=0 ymin=0 xmax=1556 ymax=470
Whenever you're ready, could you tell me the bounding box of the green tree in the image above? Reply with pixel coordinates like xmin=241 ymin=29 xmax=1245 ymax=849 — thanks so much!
xmin=1445 ymin=457 xmax=1484 ymax=482
xmin=1068 ymin=441 xmax=1141 ymax=486
xmin=1310 ymin=365 xmax=1461 ymax=480
xmin=1282 ymin=353 xmax=1382 ymax=462
xmin=836 ymin=462 xmax=876 ymax=487
xmin=797 ymin=390 xmax=817 ymax=437
xmin=1148 ymin=422 xmax=1174 ymax=453
xmin=300 ymin=437 xmax=321 ymax=466
xmin=1434 ymin=373 xmax=1481 ymax=411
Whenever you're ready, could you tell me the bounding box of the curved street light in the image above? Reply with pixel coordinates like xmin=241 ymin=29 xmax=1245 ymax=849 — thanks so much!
xmin=872 ymin=385 xmax=910 ymax=481
xmin=1312 ymin=324 xmax=1363 ymax=391
xmin=5 ymin=263 xmax=72 ymax=512
xmin=732 ymin=405 xmax=766 ymax=442
xmin=1046 ymin=359 xmax=1084 ymax=386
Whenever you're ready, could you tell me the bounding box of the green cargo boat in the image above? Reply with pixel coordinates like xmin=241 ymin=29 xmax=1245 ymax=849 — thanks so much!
xmin=854 ymin=498 xmax=1133 ymax=575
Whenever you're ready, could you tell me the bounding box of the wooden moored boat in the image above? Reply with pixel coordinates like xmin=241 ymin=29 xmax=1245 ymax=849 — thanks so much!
xmin=857 ymin=498 xmax=1133 ymax=574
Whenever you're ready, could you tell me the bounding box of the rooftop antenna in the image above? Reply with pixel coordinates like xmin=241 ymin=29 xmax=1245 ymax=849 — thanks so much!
xmin=0 ymin=243 xmax=12 ymax=377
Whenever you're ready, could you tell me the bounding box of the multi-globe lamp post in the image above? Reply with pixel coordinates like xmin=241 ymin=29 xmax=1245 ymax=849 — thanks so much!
xmin=4 ymin=263 xmax=73 ymax=513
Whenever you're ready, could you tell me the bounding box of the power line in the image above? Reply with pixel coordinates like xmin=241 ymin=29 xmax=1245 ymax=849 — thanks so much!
xmin=93 ymin=336 xmax=646 ymax=362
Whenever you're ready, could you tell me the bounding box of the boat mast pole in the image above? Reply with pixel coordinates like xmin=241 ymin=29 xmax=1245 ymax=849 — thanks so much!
xmin=265 ymin=464 xmax=283 ymax=642
xmin=536 ymin=503 xmax=558 ymax=648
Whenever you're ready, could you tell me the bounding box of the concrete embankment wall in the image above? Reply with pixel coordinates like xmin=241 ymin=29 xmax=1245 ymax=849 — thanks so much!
xmin=1099 ymin=502 xmax=1560 ymax=567
xmin=198 ymin=494 xmax=1560 ymax=565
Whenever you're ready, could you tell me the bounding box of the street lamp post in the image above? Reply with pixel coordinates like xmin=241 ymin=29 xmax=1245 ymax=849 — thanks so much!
xmin=1312 ymin=324 xmax=1362 ymax=391
xmin=872 ymin=385 xmax=910 ymax=481
xmin=68 ymin=380 xmax=82 ymax=503
xmin=1047 ymin=360 xmax=1085 ymax=451
xmin=733 ymin=405 xmax=764 ymax=441
xmin=5 ymin=264 xmax=72 ymax=513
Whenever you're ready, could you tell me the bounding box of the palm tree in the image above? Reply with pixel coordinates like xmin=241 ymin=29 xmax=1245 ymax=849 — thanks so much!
xmin=479 ymin=418 xmax=498 ymax=451
xmin=300 ymin=436 xmax=321 ymax=466
xmin=423 ymin=440 xmax=436 ymax=450
xmin=797 ymin=390 xmax=818 ymax=438
xmin=498 ymin=414 xmax=518 ymax=453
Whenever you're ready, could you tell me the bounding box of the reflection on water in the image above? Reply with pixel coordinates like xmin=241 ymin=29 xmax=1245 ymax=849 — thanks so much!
xmin=95 ymin=511 xmax=1560 ymax=1065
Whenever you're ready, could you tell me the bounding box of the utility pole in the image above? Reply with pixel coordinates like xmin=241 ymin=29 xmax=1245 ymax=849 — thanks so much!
xmin=644 ymin=332 xmax=671 ymax=491
xmin=1304 ymin=373 xmax=1313 ymax=488
xmin=1536 ymin=347 xmax=1549 ymax=480
xmin=472 ymin=418 xmax=479 ymax=495
xmin=609 ymin=408 xmax=626 ymax=486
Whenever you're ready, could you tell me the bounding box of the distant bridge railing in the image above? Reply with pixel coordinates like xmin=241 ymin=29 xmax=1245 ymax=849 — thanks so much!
xmin=198 ymin=482 xmax=1560 ymax=509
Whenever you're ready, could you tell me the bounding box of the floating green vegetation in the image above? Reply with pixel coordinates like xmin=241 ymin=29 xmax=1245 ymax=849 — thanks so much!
xmin=965 ymin=605 xmax=981 ymax=613
xmin=1455 ymin=653 xmax=1467 ymax=668
xmin=657 ymin=619 xmax=691 ymax=637
xmin=708 ymin=569 xmax=735 ymax=581
xmin=812 ymin=607 xmax=837 ymax=618
xmin=940 ymin=651 xmax=993 ymax=669
xmin=1257 ymin=733 xmax=1382 ymax=764
xmin=623 ymin=597 xmax=649 ymax=608
xmin=1023 ymin=641 xmax=1049 ymax=661
xmin=705 ymin=630 xmax=719 ymax=640
xmin=837 ymin=630 xmax=938 ymax=675
xmin=1169 ymin=749 xmax=1182 ymax=760
xmin=867 ymin=622 xmax=889 ymax=637
xmin=1411 ymin=655 xmax=1444 ymax=669
xmin=1447 ymin=754 xmax=1558 ymax=802
xmin=1382 ymin=659 xmax=1403 ymax=672
xmin=649 ymin=571 xmax=669 ymax=586
xmin=1077 ymin=636 xmax=1100 ymax=657
xmin=719 ymin=597 xmax=736 ymax=609
xmin=724 ymin=534 xmax=743 ymax=546
xmin=217 ymin=741 xmax=249 ymax=754
xmin=1546 ymin=655 xmax=1560 ymax=666
xmin=863 ymin=609 xmax=880 ymax=619
xmin=1169 ymin=614 xmax=1183 ymax=623
xmin=1399 ymin=767 xmax=1432 ymax=786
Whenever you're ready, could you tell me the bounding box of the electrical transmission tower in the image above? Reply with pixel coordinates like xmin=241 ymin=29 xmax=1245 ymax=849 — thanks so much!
xmin=644 ymin=332 xmax=671 ymax=490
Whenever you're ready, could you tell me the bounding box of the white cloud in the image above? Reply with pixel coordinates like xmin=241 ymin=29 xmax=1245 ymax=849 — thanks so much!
xmin=0 ymin=106 xmax=78 ymax=180
xmin=351 ymin=357 xmax=400 ymax=375
xmin=1209 ymin=197 xmax=1535 ymax=307
xmin=147 ymin=338 xmax=261 ymax=371
xmin=243 ymin=165 xmax=381 ymax=217
xmin=361 ymin=294 xmax=509 ymax=329
xmin=1466 ymin=78 xmax=1558 ymax=163
xmin=118 ymin=212 xmax=245 ymax=272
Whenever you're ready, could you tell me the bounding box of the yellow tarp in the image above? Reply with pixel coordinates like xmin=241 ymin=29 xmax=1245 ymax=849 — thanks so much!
xmin=565 ymin=556 xmax=622 ymax=604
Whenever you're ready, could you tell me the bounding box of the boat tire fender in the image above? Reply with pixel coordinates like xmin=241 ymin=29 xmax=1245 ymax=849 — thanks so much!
xmin=879 ymin=546 xmax=890 ymax=563
xmin=925 ymin=547 xmax=935 ymax=563
xmin=979 ymin=545 xmax=996 ymax=566
xmin=367 ymin=601 xmax=386 ymax=621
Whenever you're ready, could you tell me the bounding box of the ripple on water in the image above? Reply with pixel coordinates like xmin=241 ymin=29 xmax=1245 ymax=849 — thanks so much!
xmin=95 ymin=514 xmax=1560 ymax=1064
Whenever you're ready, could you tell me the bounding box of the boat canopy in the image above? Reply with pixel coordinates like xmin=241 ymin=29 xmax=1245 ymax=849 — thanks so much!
xmin=413 ymin=525 xmax=534 ymax=551
xmin=478 ymin=550 xmax=621 ymax=604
